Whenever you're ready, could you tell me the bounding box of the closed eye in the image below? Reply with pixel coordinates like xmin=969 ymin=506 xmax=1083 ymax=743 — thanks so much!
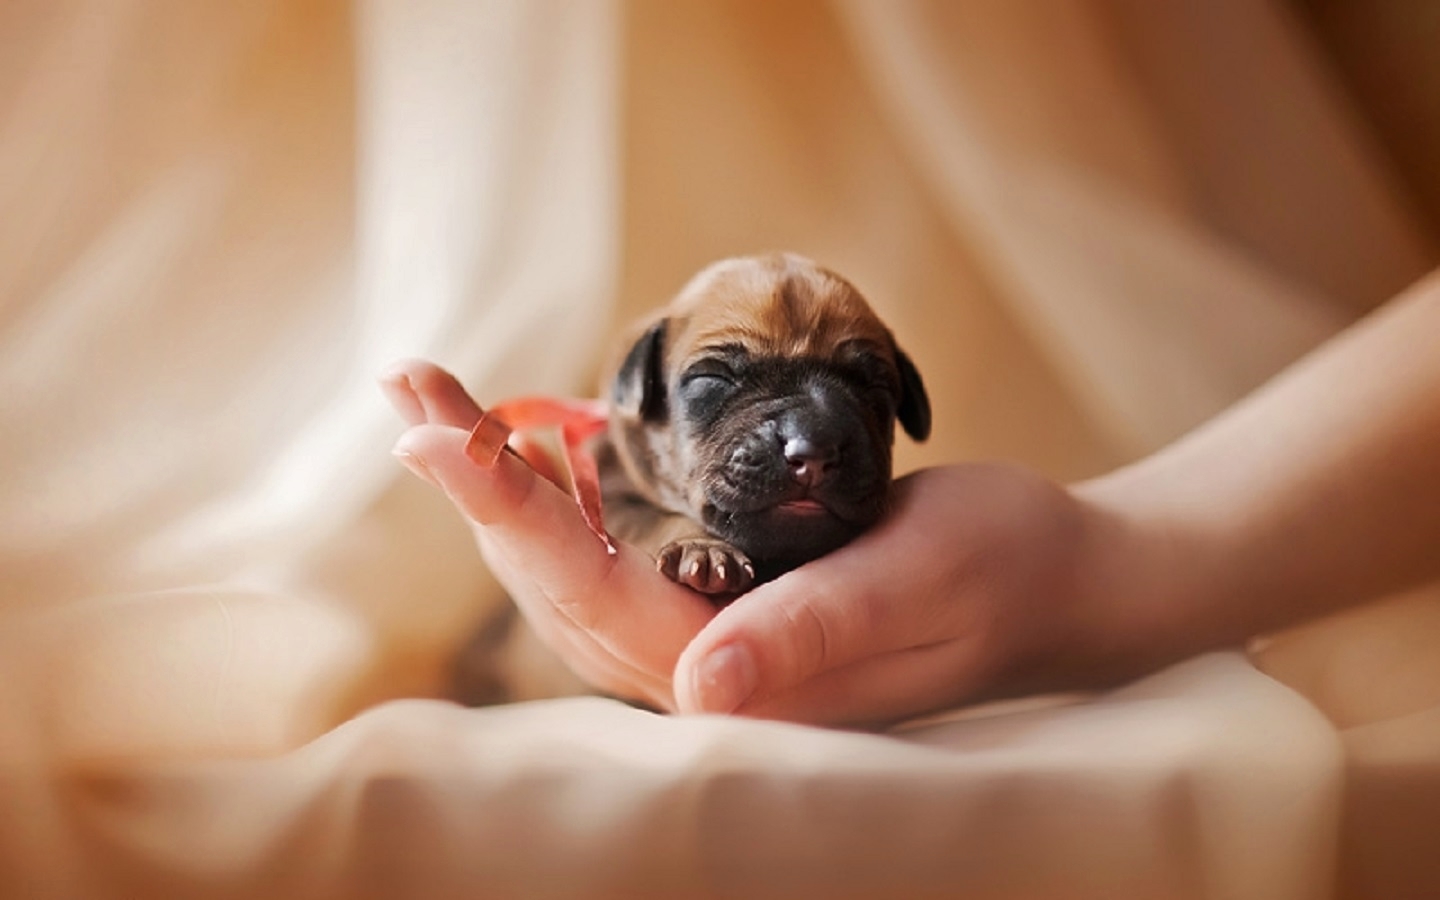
xmin=835 ymin=353 xmax=901 ymax=416
xmin=681 ymin=358 xmax=740 ymax=386
xmin=841 ymin=354 xmax=900 ymax=396
xmin=679 ymin=361 xmax=741 ymax=424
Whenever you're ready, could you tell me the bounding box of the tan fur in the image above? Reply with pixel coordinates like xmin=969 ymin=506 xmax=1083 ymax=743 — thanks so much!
xmin=633 ymin=254 xmax=896 ymax=381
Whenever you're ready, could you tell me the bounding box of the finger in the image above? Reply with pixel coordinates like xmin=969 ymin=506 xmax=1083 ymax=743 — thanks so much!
xmin=379 ymin=359 xmax=484 ymax=428
xmin=672 ymin=528 xmax=949 ymax=716
xmin=733 ymin=640 xmax=989 ymax=728
xmin=393 ymin=423 xmax=715 ymax=676
xmin=401 ymin=424 xmax=684 ymax=705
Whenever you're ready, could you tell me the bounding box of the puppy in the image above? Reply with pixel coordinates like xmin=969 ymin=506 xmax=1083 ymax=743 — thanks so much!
xmin=595 ymin=253 xmax=930 ymax=595
xmin=450 ymin=253 xmax=929 ymax=704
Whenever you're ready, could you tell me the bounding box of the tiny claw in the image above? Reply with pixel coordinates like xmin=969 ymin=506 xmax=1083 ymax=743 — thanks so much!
xmin=715 ymin=561 xmax=728 ymax=583
xmin=688 ymin=559 xmax=702 ymax=579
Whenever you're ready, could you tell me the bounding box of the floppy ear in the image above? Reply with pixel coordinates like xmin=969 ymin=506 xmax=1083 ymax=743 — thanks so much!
xmin=611 ymin=320 xmax=668 ymax=422
xmin=895 ymin=347 xmax=931 ymax=442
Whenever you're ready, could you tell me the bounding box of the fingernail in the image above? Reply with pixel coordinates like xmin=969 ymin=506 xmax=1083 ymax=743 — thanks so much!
xmin=693 ymin=644 xmax=758 ymax=714
xmin=392 ymin=448 xmax=437 ymax=486
xmin=465 ymin=412 xmax=512 ymax=467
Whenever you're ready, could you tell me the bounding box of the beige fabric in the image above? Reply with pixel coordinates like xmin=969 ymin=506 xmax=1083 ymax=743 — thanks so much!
xmin=0 ymin=1 xmax=1435 ymax=897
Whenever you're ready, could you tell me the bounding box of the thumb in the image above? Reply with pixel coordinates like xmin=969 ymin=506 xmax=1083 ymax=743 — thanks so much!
xmin=673 ymin=556 xmax=910 ymax=715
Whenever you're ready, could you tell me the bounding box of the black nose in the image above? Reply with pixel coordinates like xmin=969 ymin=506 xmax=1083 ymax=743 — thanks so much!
xmin=783 ymin=434 xmax=838 ymax=487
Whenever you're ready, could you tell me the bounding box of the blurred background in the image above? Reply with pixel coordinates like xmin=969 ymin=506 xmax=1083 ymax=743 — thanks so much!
xmin=0 ymin=2 xmax=1437 ymax=897
xmin=4 ymin=0 xmax=1436 ymax=605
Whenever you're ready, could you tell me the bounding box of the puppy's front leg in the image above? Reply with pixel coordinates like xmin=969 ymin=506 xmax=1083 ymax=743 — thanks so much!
xmin=604 ymin=492 xmax=755 ymax=596
xmin=594 ymin=433 xmax=755 ymax=595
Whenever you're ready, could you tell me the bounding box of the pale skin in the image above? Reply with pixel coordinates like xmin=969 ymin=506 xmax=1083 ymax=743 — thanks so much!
xmin=383 ymin=269 xmax=1440 ymax=728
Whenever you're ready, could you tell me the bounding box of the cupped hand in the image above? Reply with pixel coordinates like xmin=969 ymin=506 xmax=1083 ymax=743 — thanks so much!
xmin=671 ymin=464 xmax=1151 ymax=726
xmin=380 ymin=359 xmax=717 ymax=711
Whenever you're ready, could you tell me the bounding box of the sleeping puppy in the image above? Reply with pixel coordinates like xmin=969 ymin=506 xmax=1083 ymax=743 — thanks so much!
xmin=451 ymin=253 xmax=929 ymax=704
xmin=596 ymin=253 xmax=930 ymax=596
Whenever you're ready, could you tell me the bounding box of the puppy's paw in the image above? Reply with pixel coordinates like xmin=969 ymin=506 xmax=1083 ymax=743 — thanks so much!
xmin=657 ymin=538 xmax=756 ymax=595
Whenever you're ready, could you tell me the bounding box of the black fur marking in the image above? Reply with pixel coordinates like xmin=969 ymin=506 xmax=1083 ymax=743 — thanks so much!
xmin=613 ymin=321 xmax=668 ymax=422
xmin=895 ymin=347 xmax=931 ymax=441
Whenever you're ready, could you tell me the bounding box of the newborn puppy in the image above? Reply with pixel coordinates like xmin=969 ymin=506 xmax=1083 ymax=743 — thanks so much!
xmin=450 ymin=254 xmax=930 ymax=704
xmin=596 ymin=253 xmax=930 ymax=595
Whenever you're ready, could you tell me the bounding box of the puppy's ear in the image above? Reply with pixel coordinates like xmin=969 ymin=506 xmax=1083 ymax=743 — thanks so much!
xmin=612 ymin=320 xmax=668 ymax=422
xmin=895 ymin=347 xmax=931 ymax=442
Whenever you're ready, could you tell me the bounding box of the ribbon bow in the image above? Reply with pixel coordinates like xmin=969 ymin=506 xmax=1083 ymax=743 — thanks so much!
xmin=466 ymin=396 xmax=616 ymax=554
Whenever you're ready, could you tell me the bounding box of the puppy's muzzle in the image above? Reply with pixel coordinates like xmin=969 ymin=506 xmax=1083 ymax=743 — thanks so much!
xmin=713 ymin=393 xmax=886 ymax=521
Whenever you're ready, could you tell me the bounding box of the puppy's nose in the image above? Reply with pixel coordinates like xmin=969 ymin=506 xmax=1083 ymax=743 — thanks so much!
xmin=783 ymin=435 xmax=838 ymax=487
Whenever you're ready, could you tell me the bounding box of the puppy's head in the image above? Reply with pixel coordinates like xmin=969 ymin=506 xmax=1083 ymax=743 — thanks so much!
xmin=608 ymin=254 xmax=930 ymax=577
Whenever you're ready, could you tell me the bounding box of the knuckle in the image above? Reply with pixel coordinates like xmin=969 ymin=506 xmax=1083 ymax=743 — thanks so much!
xmin=775 ymin=596 xmax=834 ymax=682
xmin=495 ymin=452 xmax=541 ymax=513
xmin=764 ymin=566 xmax=894 ymax=683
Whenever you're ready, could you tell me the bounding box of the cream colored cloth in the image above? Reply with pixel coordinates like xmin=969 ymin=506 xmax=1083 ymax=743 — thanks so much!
xmin=1 ymin=1 xmax=1436 ymax=897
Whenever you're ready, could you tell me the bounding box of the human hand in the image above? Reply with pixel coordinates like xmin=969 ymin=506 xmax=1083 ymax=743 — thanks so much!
xmin=380 ymin=360 xmax=717 ymax=711
xmin=386 ymin=267 xmax=1440 ymax=726
xmin=381 ymin=360 xmax=1172 ymax=727
xmin=672 ymin=464 xmax=1174 ymax=726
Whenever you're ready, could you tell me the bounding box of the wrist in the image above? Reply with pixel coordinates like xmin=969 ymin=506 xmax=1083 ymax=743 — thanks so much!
xmin=1064 ymin=467 xmax=1242 ymax=680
